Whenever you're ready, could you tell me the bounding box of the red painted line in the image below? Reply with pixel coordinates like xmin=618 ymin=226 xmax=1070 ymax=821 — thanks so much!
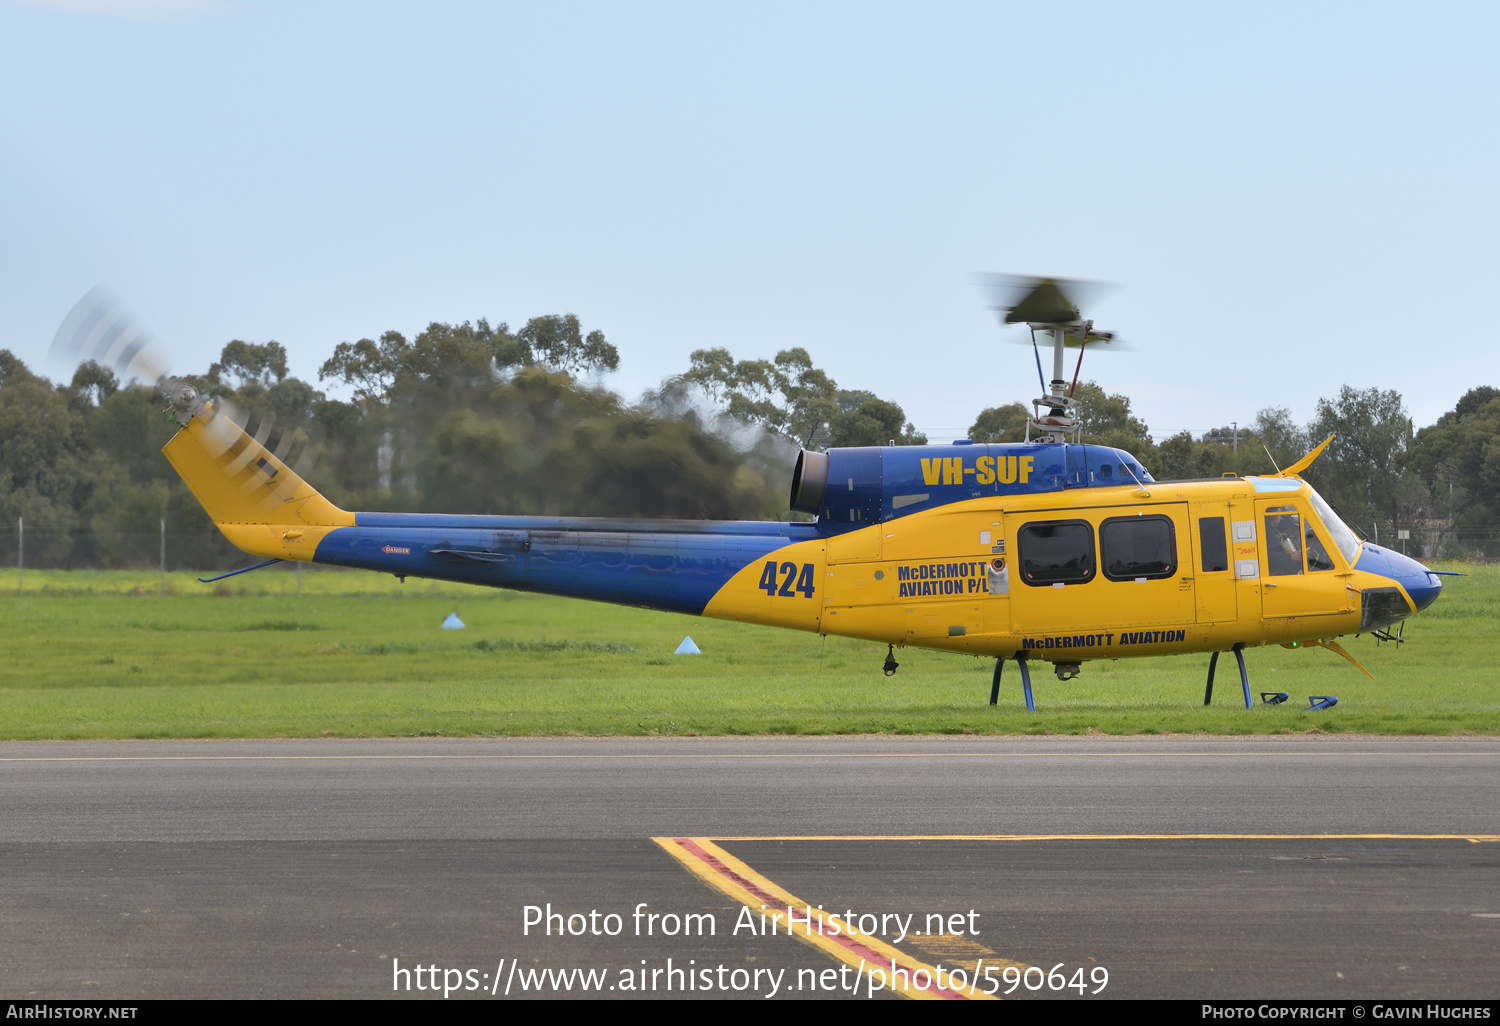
xmin=676 ymin=837 xmax=782 ymax=905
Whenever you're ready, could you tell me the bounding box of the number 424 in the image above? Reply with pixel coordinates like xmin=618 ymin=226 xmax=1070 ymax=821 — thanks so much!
xmin=758 ymin=561 xmax=816 ymax=598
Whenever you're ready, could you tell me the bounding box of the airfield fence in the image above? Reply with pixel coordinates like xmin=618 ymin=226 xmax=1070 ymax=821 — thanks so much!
xmin=2 ymin=524 xmax=256 ymax=575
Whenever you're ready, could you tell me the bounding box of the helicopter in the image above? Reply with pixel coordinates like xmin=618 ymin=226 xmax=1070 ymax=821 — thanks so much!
xmin=58 ymin=277 xmax=1446 ymax=711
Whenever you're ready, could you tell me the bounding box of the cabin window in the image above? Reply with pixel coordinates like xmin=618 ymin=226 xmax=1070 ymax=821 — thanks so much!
xmin=1304 ymin=521 xmax=1335 ymax=571
xmin=1099 ymin=464 xmax=1113 ymax=478
xmin=1263 ymin=506 xmax=1335 ymax=574
xmin=1198 ymin=516 xmax=1228 ymax=573
xmin=1306 ymin=487 xmax=1361 ymax=563
xmin=1018 ymin=520 xmax=1095 ymax=586
xmin=1100 ymin=515 xmax=1177 ymax=581
xmin=1264 ymin=507 xmax=1304 ymax=576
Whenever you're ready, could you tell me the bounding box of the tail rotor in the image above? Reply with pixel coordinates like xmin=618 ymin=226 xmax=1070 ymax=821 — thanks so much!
xmin=49 ymin=285 xmax=323 ymax=476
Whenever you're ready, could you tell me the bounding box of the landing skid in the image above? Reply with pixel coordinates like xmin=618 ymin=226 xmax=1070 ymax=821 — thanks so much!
xmin=1203 ymin=643 xmax=1252 ymax=710
xmin=989 ymin=653 xmax=1035 ymax=712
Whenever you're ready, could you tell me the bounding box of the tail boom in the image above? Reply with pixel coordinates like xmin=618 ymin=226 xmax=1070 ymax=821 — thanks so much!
xmin=309 ymin=515 xmax=823 ymax=623
xmin=161 ymin=405 xmax=824 ymax=620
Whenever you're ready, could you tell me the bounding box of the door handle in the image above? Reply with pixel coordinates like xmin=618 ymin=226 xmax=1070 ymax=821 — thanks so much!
xmin=1263 ymin=583 xmax=1278 ymax=588
xmin=1180 ymin=576 xmax=1194 ymax=581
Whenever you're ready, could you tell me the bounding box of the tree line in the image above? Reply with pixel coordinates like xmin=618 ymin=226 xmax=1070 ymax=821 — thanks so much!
xmin=967 ymin=383 xmax=1495 ymax=556
xmin=0 ymin=314 xmax=1493 ymax=567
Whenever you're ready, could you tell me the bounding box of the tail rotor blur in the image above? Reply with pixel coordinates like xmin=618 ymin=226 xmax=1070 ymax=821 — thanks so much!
xmin=214 ymin=395 xmax=324 ymax=478
xmin=49 ymin=286 xmax=323 ymax=477
xmin=49 ymin=285 xmax=169 ymax=386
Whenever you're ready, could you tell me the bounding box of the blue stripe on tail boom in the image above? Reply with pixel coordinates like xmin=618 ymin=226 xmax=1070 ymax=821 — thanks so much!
xmin=313 ymin=513 xmax=819 ymax=615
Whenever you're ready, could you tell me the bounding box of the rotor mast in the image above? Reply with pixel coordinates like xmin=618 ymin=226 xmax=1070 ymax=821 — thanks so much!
xmin=1034 ymin=321 xmax=1078 ymax=443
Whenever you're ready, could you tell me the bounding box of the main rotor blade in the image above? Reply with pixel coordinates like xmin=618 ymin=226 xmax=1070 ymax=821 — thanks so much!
xmin=1058 ymin=329 xmax=1133 ymax=351
xmin=972 ymin=273 xmax=1119 ymax=325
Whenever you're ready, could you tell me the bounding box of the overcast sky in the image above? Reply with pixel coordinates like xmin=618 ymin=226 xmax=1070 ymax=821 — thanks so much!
xmin=2 ymin=0 xmax=1495 ymax=442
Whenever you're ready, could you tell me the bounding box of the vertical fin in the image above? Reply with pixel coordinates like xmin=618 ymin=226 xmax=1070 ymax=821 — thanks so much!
xmin=161 ymin=401 xmax=352 ymax=563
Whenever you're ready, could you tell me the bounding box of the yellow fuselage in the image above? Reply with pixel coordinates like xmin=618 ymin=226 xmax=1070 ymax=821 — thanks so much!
xmin=705 ymin=477 xmax=1393 ymax=663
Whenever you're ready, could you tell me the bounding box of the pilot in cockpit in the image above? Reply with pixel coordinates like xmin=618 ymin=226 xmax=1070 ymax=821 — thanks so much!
xmin=1266 ymin=511 xmax=1304 ymax=576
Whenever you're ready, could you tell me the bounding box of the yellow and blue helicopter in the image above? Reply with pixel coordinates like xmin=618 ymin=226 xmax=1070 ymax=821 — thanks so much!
xmin=71 ymin=277 xmax=1445 ymax=711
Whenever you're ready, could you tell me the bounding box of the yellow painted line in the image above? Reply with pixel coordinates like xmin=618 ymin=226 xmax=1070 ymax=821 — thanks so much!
xmin=710 ymin=833 xmax=1500 ymax=842
xmin=653 ymin=836 xmax=998 ymax=1001
xmin=908 ymin=933 xmax=1020 ymax=973
xmin=658 ymin=833 xmax=1498 ymax=997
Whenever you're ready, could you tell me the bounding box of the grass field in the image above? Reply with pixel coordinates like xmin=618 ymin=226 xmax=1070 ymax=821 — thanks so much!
xmin=0 ymin=564 xmax=1496 ymax=738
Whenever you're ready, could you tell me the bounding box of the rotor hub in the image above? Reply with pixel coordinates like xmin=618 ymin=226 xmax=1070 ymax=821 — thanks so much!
xmin=162 ymin=379 xmax=208 ymax=422
xmin=974 ymin=274 xmax=1127 ymax=445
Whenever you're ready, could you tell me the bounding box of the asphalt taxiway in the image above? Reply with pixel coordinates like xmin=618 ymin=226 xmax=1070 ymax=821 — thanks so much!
xmin=1 ymin=736 xmax=1497 ymax=999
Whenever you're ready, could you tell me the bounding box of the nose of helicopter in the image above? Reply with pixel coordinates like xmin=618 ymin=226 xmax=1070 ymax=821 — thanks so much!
xmin=1355 ymin=544 xmax=1443 ymax=613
